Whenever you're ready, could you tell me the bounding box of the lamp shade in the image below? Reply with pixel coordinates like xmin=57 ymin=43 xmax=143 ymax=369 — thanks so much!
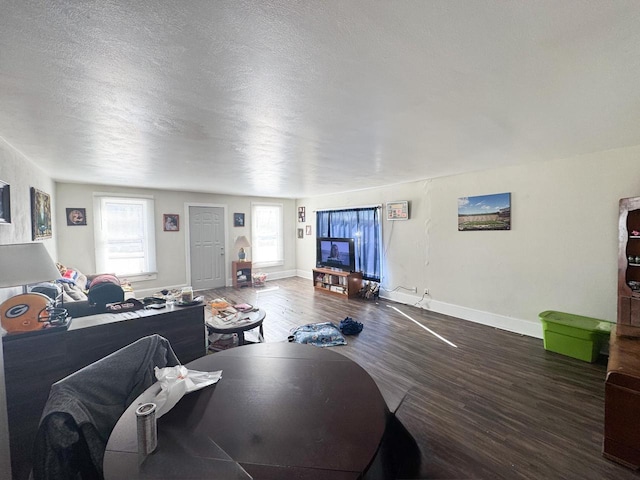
xmin=0 ymin=243 xmax=61 ymax=288
xmin=234 ymin=236 xmax=251 ymax=249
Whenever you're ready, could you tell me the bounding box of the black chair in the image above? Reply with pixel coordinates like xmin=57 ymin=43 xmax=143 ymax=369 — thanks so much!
xmin=32 ymin=334 xmax=180 ymax=480
xmin=364 ymin=386 xmax=422 ymax=480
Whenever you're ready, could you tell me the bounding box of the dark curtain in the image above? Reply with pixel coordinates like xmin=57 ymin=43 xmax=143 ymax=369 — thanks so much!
xmin=316 ymin=207 xmax=381 ymax=281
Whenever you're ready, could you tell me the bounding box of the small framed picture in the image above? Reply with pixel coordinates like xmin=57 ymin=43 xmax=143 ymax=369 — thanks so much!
xmin=0 ymin=180 xmax=10 ymax=224
xmin=297 ymin=228 xmax=304 ymax=239
xmin=66 ymin=208 xmax=87 ymax=226
xmin=234 ymin=213 xmax=245 ymax=227
xmin=305 ymin=225 xmax=312 ymax=236
xmin=163 ymin=214 xmax=180 ymax=231
xmin=298 ymin=206 xmax=305 ymax=222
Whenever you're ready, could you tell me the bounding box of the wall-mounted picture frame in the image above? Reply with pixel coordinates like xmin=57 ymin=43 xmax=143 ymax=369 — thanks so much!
xmin=31 ymin=187 xmax=52 ymax=240
xmin=66 ymin=208 xmax=87 ymax=226
xmin=298 ymin=206 xmax=305 ymax=222
xmin=458 ymin=192 xmax=511 ymax=231
xmin=306 ymin=225 xmax=312 ymax=236
xmin=163 ymin=214 xmax=180 ymax=231
xmin=0 ymin=180 xmax=10 ymax=224
xmin=234 ymin=212 xmax=245 ymax=227
xmin=297 ymin=228 xmax=304 ymax=239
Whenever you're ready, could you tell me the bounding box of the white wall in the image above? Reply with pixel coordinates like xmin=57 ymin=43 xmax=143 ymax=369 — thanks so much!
xmin=0 ymin=138 xmax=57 ymax=479
xmin=297 ymin=146 xmax=640 ymax=338
xmin=0 ymin=139 xmax=57 ymax=258
xmin=55 ymin=183 xmax=297 ymax=295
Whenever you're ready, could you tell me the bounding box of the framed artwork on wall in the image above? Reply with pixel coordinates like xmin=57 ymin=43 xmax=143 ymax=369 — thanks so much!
xmin=163 ymin=214 xmax=180 ymax=231
xmin=66 ymin=208 xmax=87 ymax=226
xmin=0 ymin=180 xmax=10 ymax=224
xmin=305 ymin=225 xmax=312 ymax=235
xmin=31 ymin=187 xmax=52 ymax=240
xmin=298 ymin=206 xmax=305 ymax=222
xmin=458 ymin=192 xmax=511 ymax=231
xmin=234 ymin=213 xmax=245 ymax=227
xmin=297 ymin=228 xmax=304 ymax=239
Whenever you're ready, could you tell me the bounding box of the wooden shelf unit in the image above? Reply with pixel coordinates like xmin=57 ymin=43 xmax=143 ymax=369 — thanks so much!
xmin=232 ymin=261 xmax=252 ymax=288
xmin=312 ymin=267 xmax=363 ymax=299
xmin=618 ymin=197 xmax=640 ymax=337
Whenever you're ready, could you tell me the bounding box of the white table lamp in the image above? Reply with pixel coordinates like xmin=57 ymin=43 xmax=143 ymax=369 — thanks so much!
xmin=0 ymin=243 xmax=61 ymax=292
xmin=234 ymin=236 xmax=251 ymax=261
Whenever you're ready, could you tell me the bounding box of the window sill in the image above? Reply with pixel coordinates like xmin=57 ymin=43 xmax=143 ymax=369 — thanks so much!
xmin=118 ymin=272 xmax=157 ymax=283
xmin=252 ymin=261 xmax=283 ymax=269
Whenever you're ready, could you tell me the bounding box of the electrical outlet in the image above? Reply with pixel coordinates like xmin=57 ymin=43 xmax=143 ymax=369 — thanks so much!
xmin=424 ymin=288 xmax=429 ymax=295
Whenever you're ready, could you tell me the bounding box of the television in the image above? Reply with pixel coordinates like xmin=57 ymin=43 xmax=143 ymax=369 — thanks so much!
xmin=316 ymin=237 xmax=356 ymax=272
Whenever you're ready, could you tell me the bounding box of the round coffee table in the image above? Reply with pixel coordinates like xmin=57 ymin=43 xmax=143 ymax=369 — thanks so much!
xmin=206 ymin=308 xmax=265 ymax=347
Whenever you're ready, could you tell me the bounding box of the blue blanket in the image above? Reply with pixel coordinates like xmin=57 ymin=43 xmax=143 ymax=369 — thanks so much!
xmin=289 ymin=322 xmax=347 ymax=347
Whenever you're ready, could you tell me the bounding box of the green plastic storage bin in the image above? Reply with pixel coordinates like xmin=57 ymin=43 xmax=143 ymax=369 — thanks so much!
xmin=539 ymin=310 xmax=613 ymax=362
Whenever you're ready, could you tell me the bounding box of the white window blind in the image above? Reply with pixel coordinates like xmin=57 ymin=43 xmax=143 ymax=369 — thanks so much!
xmin=251 ymin=203 xmax=283 ymax=268
xmin=93 ymin=195 xmax=156 ymax=277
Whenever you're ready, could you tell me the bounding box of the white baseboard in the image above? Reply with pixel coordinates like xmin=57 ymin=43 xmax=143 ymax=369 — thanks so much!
xmin=136 ymin=271 xmax=298 ymax=298
xmin=262 ymin=269 xmax=297 ymax=281
xmin=379 ymin=290 xmax=543 ymax=339
xmin=297 ymin=269 xmax=314 ymax=280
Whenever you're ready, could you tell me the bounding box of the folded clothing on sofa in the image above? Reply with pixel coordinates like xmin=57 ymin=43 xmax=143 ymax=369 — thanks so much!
xmin=55 ymin=263 xmax=90 ymax=302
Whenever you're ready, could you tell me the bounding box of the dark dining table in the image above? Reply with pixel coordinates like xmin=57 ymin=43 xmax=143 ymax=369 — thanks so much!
xmin=104 ymin=342 xmax=389 ymax=479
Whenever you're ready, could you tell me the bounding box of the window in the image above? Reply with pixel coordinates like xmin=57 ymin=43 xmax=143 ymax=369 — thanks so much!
xmin=93 ymin=195 xmax=156 ymax=278
xmin=251 ymin=203 xmax=284 ymax=267
xmin=316 ymin=206 xmax=382 ymax=281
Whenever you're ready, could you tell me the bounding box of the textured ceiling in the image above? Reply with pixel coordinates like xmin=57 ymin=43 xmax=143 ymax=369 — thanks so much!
xmin=1 ymin=1 xmax=640 ymax=198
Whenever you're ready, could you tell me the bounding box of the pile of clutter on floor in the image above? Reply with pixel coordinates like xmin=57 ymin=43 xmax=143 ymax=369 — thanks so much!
xmin=360 ymin=281 xmax=379 ymax=300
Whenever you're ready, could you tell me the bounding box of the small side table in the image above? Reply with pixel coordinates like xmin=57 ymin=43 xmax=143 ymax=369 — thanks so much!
xmin=206 ymin=308 xmax=266 ymax=350
xmin=232 ymin=261 xmax=252 ymax=288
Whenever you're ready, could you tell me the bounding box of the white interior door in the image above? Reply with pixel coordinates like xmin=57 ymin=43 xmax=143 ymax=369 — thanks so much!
xmin=189 ymin=206 xmax=225 ymax=290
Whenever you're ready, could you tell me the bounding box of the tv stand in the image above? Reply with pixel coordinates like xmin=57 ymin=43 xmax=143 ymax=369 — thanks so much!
xmin=312 ymin=267 xmax=363 ymax=299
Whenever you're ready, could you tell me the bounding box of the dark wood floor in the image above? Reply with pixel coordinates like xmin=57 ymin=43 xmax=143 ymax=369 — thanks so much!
xmin=200 ymin=277 xmax=639 ymax=480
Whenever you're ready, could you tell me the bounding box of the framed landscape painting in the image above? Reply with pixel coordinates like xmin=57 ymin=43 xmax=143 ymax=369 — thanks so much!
xmin=458 ymin=192 xmax=511 ymax=231
xmin=31 ymin=187 xmax=52 ymax=240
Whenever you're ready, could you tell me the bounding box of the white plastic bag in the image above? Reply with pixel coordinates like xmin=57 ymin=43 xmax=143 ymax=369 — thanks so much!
xmin=153 ymin=365 xmax=222 ymax=417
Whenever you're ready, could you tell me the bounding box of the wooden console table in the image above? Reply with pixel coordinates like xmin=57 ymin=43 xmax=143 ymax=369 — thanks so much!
xmin=3 ymin=304 xmax=206 ymax=480
xmin=604 ymin=325 xmax=640 ymax=468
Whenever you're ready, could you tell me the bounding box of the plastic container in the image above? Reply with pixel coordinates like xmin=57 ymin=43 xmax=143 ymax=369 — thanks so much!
xmin=181 ymin=286 xmax=193 ymax=303
xmin=539 ymin=310 xmax=613 ymax=362
xmin=252 ymin=273 xmax=267 ymax=287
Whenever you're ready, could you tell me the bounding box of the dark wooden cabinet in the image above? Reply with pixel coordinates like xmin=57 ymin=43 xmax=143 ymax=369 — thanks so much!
xmin=617 ymin=197 xmax=640 ymax=337
xmin=232 ymin=261 xmax=252 ymax=287
xmin=604 ymin=326 xmax=640 ymax=467
xmin=3 ymin=304 xmax=205 ymax=480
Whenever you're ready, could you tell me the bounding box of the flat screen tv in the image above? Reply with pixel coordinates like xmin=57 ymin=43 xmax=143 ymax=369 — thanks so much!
xmin=316 ymin=237 xmax=355 ymax=272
